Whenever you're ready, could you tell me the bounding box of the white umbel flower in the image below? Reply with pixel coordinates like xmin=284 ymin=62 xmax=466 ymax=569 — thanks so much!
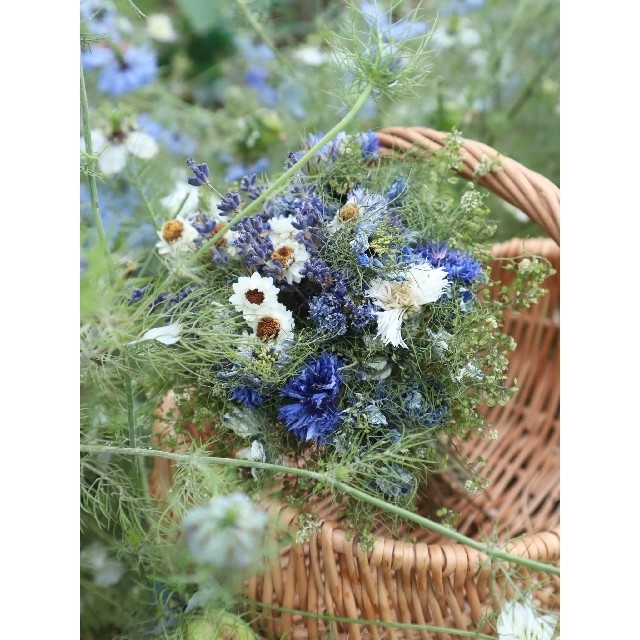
xmin=229 ymin=272 xmax=281 ymax=321
xmin=496 ymin=597 xmax=557 ymax=640
xmin=155 ymin=215 xmax=200 ymax=257
xmin=367 ymin=264 xmax=450 ymax=348
xmin=89 ymin=128 xmax=158 ymax=175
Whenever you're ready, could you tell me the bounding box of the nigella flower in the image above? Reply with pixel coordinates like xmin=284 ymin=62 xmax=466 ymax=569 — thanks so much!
xmin=367 ymin=264 xmax=450 ymax=348
xmin=229 ymin=272 xmax=281 ymax=321
xmin=360 ymin=1 xmax=428 ymax=42
xmin=84 ymin=124 xmax=158 ymax=176
xmin=496 ymin=596 xmax=557 ymax=640
xmin=278 ymin=353 xmax=344 ymax=443
xmin=182 ymin=493 xmax=268 ymax=574
xmin=155 ymin=215 xmax=200 ymax=257
xmin=83 ymin=43 xmax=158 ymax=96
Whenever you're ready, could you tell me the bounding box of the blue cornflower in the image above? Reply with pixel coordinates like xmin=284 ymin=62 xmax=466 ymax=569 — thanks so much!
xmin=360 ymin=2 xmax=429 ymax=42
xmin=85 ymin=43 xmax=158 ymax=96
xmin=277 ymin=354 xmax=344 ymax=443
xmin=358 ymin=130 xmax=380 ymax=159
xmin=230 ymin=386 xmax=266 ymax=408
xmin=417 ymin=242 xmax=483 ymax=284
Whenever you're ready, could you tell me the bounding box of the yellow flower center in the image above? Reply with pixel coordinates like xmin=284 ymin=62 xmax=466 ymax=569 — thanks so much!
xmin=162 ymin=220 xmax=185 ymax=243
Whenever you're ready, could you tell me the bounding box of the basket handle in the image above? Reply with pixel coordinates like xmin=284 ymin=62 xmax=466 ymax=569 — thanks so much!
xmin=375 ymin=126 xmax=560 ymax=246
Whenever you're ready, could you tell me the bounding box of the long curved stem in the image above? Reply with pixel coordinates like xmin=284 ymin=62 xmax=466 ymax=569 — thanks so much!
xmin=80 ymin=443 xmax=559 ymax=576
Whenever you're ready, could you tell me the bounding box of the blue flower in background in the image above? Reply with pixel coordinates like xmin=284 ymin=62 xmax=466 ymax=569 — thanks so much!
xmin=278 ymin=353 xmax=344 ymax=443
xmin=442 ymin=0 xmax=486 ymax=16
xmin=224 ymin=156 xmax=271 ymax=184
xmin=360 ymin=1 xmax=428 ymax=41
xmin=136 ymin=114 xmax=198 ymax=157
xmin=82 ymin=43 xmax=158 ymax=96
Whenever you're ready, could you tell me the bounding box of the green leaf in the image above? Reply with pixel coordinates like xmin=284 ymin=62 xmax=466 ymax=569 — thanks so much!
xmin=175 ymin=0 xmax=224 ymax=35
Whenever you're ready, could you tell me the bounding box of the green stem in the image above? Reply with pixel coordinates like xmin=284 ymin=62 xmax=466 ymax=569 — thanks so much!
xmin=80 ymin=56 xmax=112 ymax=272
xmin=234 ymin=0 xmax=297 ymax=76
xmin=124 ymin=371 xmax=148 ymax=497
xmin=243 ymin=600 xmax=496 ymax=638
xmin=80 ymin=443 xmax=559 ymax=577
xmin=206 ymin=83 xmax=374 ymax=248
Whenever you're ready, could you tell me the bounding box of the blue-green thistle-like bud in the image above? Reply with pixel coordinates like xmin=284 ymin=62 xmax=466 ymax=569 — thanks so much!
xmin=183 ymin=492 xmax=268 ymax=574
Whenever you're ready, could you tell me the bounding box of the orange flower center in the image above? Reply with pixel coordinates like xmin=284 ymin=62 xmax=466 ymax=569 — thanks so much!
xmin=256 ymin=316 xmax=281 ymax=342
xmin=271 ymin=246 xmax=295 ymax=268
xmin=162 ymin=220 xmax=185 ymax=243
xmin=338 ymin=203 xmax=359 ymax=221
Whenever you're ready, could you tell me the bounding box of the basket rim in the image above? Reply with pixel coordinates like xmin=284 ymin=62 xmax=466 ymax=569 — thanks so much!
xmin=375 ymin=126 xmax=560 ymax=245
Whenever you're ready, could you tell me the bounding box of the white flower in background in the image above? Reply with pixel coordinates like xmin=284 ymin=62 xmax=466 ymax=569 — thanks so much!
xmin=247 ymin=302 xmax=295 ymax=344
xmin=235 ymin=440 xmax=266 ymax=479
xmin=182 ymin=492 xmax=268 ymax=573
xmin=293 ymin=45 xmax=328 ymax=66
xmin=160 ymin=175 xmax=202 ymax=216
xmin=367 ymin=264 xmax=450 ymax=348
xmin=146 ymin=13 xmax=178 ymax=42
xmin=155 ymin=215 xmax=200 ymax=257
xmin=496 ymin=597 xmax=557 ymax=640
xmin=229 ymin=272 xmax=281 ymax=321
xmin=87 ymin=127 xmax=158 ymax=175
xmin=269 ymin=239 xmax=310 ymax=285
xmin=81 ymin=542 xmax=125 ymax=587
xmin=127 ymin=322 xmax=183 ymax=346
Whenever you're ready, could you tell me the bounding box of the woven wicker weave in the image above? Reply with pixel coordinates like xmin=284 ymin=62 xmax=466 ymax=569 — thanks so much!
xmin=150 ymin=126 xmax=560 ymax=639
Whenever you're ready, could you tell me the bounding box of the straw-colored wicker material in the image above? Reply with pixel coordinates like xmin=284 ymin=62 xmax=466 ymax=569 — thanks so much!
xmin=149 ymin=126 xmax=560 ymax=639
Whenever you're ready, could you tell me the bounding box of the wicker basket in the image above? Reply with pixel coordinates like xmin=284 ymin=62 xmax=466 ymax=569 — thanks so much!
xmin=150 ymin=126 xmax=560 ymax=639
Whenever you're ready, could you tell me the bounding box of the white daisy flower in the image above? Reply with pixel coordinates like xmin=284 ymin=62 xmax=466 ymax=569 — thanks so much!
xmin=155 ymin=215 xmax=200 ymax=257
xmin=267 ymin=215 xmax=299 ymax=247
xmin=88 ymin=127 xmax=158 ymax=175
xmin=496 ymin=596 xmax=557 ymax=640
xmin=367 ymin=264 xmax=450 ymax=348
xmin=247 ymin=302 xmax=295 ymax=344
xmin=269 ymin=239 xmax=310 ymax=285
xmin=229 ymin=272 xmax=281 ymax=321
